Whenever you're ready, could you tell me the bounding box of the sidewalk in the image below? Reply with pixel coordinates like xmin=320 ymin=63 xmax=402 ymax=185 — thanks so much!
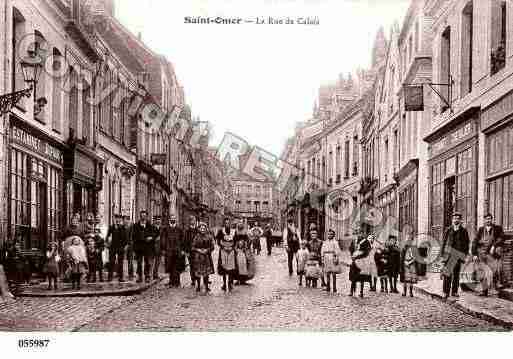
xmin=18 ymin=276 xmax=164 ymax=297
xmin=414 ymin=273 xmax=513 ymax=329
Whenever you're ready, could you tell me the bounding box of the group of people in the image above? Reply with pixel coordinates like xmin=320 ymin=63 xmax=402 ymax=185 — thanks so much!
xmin=282 ymin=210 xmax=508 ymax=299
xmin=37 ymin=212 xmax=264 ymax=294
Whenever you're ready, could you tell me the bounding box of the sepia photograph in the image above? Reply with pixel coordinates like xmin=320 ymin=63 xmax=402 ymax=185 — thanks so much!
xmin=0 ymin=0 xmax=513 ymax=352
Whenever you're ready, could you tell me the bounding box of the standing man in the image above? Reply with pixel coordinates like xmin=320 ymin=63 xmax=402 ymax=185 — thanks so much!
xmin=106 ymin=214 xmax=128 ymax=282
xmin=184 ymin=215 xmax=198 ymax=286
xmin=152 ymin=215 xmax=162 ymax=280
xmin=132 ymin=210 xmax=155 ymax=283
xmin=441 ymin=212 xmax=470 ymax=299
xmin=161 ymin=214 xmax=184 ymax=287
xmin=124 ymin=215 xmax=134 ymax=281
xmin=472 ymin=213 xmax=504 ymax=296
xmin=264 ymin=223 xmax=273 ymax=256
xmin=283 ymin=218 xmax=301 ymax=276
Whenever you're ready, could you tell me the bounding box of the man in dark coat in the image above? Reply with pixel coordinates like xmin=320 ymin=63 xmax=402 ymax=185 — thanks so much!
xmin=264 ymin=224 xmax=273 ymax=256
xmin=106 ymin=214 xmax=128 ymax=282
xmin=152 ymin=216 xmax=162 ymax=280
xmin=441 ymin=212 xmax=470 ymax=299
xmin=283 ymin=218 xmax=301 ymax=276
xmin=161 ymin=214 xmax=184 ymax=287
xmin=184 ymin=215 xmax=198 ymax=286
xmin=472 ymin=213 xmax=505 ymax=296
xmin=132 ymin=210 xmax=155 ymax=283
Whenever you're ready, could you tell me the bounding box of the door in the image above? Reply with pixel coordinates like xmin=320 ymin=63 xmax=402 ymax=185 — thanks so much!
xmin=443 ymin=176 xmax=456 ymax=229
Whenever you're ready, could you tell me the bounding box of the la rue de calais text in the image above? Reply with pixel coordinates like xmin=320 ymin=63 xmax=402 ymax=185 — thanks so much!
xmin=184 ymin=16 xmax=319 ymax=25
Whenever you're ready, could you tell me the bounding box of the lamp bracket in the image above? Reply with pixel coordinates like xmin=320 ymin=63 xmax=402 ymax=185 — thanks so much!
xmin=0 ymin=86 xmax=33 ymax=115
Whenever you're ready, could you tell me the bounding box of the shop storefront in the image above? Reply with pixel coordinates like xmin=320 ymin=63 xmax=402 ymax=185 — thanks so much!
xmin=63 ymin=142 xmax=103 ymax=226
xmin=8 ymin=117 xmax=65 ymax=252
xmin=426 ymin=109 xmax=479 ymax=248
xmin=396 ymin=159 xmax=418 ymax=234
xmin=481 ymin=91 xmax=513 ymax=283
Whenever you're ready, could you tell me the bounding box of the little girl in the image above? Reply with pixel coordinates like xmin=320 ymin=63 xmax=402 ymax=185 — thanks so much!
xmin=321 ymin=229 xmax=342 ymax=293
xmin=45 ymin=242 xmax=60 ymax=290
xmin=296 ymin=241 xmax=309 ymax=286
xmin=67 ymin=236 xmax=88 ymax=290
xmin=374 ymin=246 xmax=388 ymax=293
xmin=401 ymin=243 xmax=418 ymax=297
xmin=305 ymin=252 xmax=321 ymax=288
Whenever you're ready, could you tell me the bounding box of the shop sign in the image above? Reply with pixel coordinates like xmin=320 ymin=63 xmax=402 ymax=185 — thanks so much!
xmin=404 ymin=85 xmax=424 ymax=111
xmin=75 ymin=151 xmax=95 ymax=180
xmin=431 ymin=121 xmax=475 ymax=156
xmin=482 ymin=90 xmax=513 ymax=131
xmin=11 ymin=126 xmax=63 ymax=164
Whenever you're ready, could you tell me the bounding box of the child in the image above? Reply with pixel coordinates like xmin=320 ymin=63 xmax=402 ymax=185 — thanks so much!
xmin=400 ymin=242 xmax=418 ymax=297
xmin=44 ymin=242 xmax=60 ymax=290
xmin=305 ymin=252 xmax=321 ymax=288
xmin=67 ymin=236 xmax=87 ymax=290
xmin=386 ymin=236 xmax=401 ymax=294
xmin=296 ymin=241 xmax=309 ymax=286
xmin=85 ymin=236 xmax=98 ymax=283
xmin=374 ymin=246 xmax=388 ymax=293
xmin=321 ymin=229 xmax=342 ymax=293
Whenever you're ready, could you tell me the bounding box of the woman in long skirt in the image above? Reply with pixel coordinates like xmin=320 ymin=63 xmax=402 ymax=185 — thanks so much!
xmin=216 ymin=219 xmax=237 ymax=292
xmin=192 ymin=222 xmax=215 ymax=293
xmin=234 ymin=223 xmax=255 ymax=284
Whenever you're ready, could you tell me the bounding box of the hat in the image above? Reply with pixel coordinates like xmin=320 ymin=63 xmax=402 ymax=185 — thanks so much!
xmin=452 ymin=212 xmax=462 ymax=218
xmin=153 ymin=215 xmax=161 ymax=220
xmin=114 ymin=214 xmax=122 ymax=218
xmin=84 ymin=233 xmax=95 ymax=239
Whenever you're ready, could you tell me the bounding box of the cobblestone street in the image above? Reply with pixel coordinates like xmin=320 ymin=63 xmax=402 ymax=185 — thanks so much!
xmin=1 ymin=242 xmax=506 ymax=331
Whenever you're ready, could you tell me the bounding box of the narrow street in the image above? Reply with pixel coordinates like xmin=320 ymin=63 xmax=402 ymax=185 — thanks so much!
xmin=1 ymin=240 xmax=505 ymax=332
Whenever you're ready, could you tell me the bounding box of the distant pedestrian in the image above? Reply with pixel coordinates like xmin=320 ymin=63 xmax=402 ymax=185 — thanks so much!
xmin=191 ymin=222 xmax=215 ymax=293
xmin=441 ymin=212 xmax=470 ymax=299
xmin=250 ymin=222 xmax=263 ymax=255
xmin=264 ymin=224 xmax=273 ymax=256
xmin=283 ymin=218 xmax=301 ymax=276
xmin=296 ymin=241 xmax=309 ymax=286
xmin=161 ymin=214 xmax=185 ymax=287
xmin=321 ymin=229 xmax=342 ymax=293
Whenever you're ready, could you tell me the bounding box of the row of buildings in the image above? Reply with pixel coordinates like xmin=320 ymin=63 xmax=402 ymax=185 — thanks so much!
xmin=0 ymin=0 xmax=227 ymax=261
xmin=278 ymin=0 xmax=513 ymax=283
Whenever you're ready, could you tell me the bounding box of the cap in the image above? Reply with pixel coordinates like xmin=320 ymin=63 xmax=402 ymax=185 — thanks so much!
xmin=114 ymin=214 xmax=122 ymax=218
xmin=153 ymin=215 xmax=161 ymax=220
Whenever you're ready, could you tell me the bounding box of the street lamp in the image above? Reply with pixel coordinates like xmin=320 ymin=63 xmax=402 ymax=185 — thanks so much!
xmin=0 ymin=49 xmax=45 ymax=115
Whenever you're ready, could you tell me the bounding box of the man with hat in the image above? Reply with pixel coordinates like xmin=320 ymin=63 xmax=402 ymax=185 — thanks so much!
xmin=441 ymin=212 xmax=470 ymax=299
xmin=283 ymin=217 xmax=301 ymax=276
xmin=152 ymin=215 xmax=162 ymax=280
xmin=106 ymin=214 xmax=128 ymax=282
xmin=132 ymin=210 xmax=155 ymax=283
xmin=160 ymin=214 xmax=185 ymax=287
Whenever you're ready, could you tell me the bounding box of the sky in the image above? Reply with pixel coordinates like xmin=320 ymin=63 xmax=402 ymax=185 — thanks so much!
xmin=115 ymin=0 xmax=410 ymax=156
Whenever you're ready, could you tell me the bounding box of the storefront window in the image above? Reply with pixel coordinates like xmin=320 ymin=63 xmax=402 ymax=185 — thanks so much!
xmin=487 ymin=123 xmax=513 ymax=232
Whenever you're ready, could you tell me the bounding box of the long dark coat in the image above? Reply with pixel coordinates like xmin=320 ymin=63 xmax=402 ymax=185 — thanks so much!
xmin=160 ymin=226 xmax=185 ymax=273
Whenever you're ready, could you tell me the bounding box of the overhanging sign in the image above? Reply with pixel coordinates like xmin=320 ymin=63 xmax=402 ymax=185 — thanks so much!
xmin=151 ymin=153 xmax=166 ymax=165
xmin=404 ymin=85 xmax=424 ymax=111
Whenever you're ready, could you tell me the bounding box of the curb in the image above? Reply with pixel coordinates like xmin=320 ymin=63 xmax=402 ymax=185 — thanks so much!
xmin=17 ymin=277 xmax=165 ymax=298
xmin=413 ymin=284 xmax=513 ymax=330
